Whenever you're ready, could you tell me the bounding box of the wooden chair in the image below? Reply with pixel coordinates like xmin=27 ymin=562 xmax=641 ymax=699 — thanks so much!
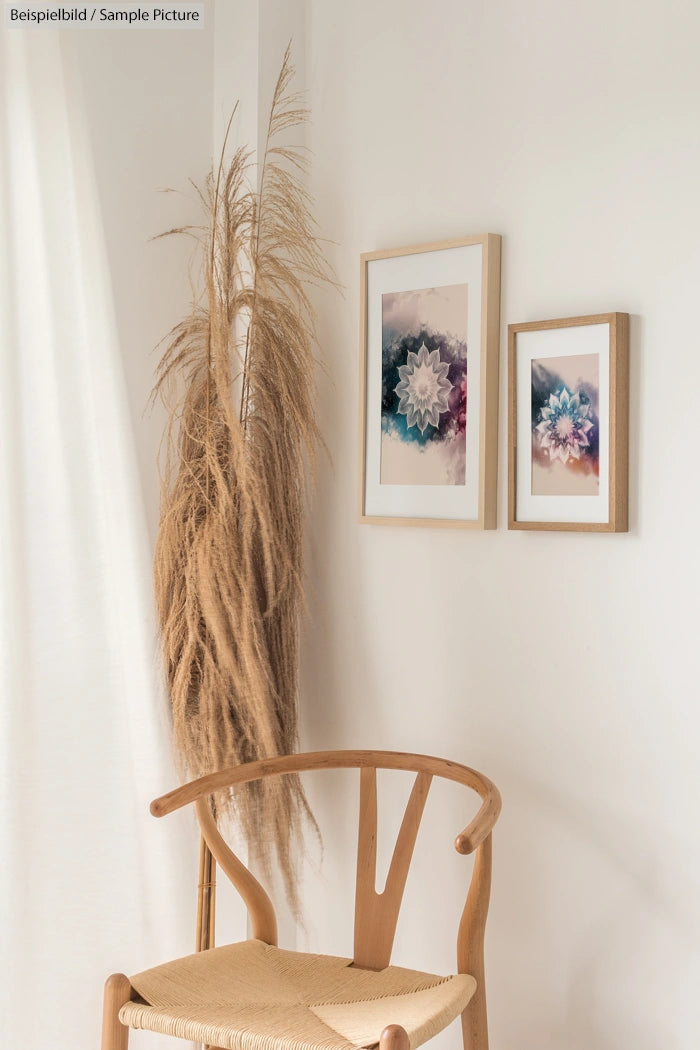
xmin=101 ymin=750 xmax=501 ymax=1050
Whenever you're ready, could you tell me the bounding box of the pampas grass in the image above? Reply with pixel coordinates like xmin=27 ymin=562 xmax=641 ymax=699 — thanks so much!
xmin=152 ymin=48 xmax=332 ymax=910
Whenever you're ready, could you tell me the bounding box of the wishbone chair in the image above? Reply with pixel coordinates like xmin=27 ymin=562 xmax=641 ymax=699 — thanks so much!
xmin=100 ymin=750 xmax=501 ymax=1050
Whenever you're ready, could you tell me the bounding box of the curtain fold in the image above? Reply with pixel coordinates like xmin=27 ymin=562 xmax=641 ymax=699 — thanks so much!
xmin=0 ymin=24 xmax=194 ymax=1050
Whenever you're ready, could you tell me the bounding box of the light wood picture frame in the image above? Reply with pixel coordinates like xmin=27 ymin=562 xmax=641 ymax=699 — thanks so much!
xmin=358 ymin=234 xmax=501 ymax=528
xmin=508 ymin=313 xmax=629 ymax=532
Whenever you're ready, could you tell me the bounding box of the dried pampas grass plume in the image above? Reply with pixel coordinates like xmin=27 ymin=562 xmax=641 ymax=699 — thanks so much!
xmin=152 ymin=48 xmax=333 ymax=911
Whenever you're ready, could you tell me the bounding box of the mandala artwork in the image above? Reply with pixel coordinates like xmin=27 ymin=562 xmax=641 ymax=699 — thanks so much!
xmin=531 ymin=354 xmax=599 ymax=496
xmin=395 ymin=343 xmax=452 ymax=434
xmin=380 ymin=284 xmax=468 ymax=486
xmin=534 ymin=387 xmax=594 ymax=464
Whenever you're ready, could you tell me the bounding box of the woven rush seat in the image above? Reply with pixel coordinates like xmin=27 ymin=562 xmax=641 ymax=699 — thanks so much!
xmin=120 ymin=938 xmax=476 ymax=1050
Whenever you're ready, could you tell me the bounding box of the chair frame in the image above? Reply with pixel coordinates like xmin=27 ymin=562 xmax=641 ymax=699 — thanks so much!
xmin=101 ymin=750 xmax=501 ymax=1050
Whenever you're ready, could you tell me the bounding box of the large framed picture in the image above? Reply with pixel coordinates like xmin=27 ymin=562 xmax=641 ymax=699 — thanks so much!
xmin=358 ymin=235 xmax=501 ymax=528
xmin=508 ymin=313 xmax=629 ymax=532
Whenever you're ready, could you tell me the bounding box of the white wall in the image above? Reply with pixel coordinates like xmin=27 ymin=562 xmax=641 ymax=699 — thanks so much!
xmin=297 ymin=2 xmax=700 ymax=1049
xmin=64 ymin=2 xmax=700 ymax=1047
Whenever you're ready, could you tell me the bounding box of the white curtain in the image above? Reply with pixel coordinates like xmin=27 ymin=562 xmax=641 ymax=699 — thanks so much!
xmin=0 ymin=25 xmax=194 ymax=1050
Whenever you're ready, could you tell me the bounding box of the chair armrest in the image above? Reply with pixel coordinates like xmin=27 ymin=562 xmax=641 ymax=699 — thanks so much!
xmin=454 ymin=787 xmax=501 ymax=854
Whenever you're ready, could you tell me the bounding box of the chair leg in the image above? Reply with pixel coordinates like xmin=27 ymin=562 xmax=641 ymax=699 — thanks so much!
xmin=457 ymin=835 xmax=492 ymax=1050
xmin=461 ymin=973 xmax=488 ymax=1050
xmin=101 ymin=973 xmax=132 ymax=1050
xmin=380 ymin=1025 xmax=410 ymax=1050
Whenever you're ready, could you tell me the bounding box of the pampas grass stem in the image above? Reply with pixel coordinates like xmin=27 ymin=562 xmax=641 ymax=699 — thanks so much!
xmin=153 ymin=47 xmax=333 ymax=911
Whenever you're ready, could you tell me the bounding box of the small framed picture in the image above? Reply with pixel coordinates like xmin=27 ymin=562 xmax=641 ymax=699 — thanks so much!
xmin=508 ymin=313 xmax=629 ymax=532
xmin=358 ymin=235 xmax=501 ymax=528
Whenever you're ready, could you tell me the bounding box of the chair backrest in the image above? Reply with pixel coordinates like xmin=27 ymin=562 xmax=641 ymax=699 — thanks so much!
xmin=151 ymin=750 xmax=501 ymax=972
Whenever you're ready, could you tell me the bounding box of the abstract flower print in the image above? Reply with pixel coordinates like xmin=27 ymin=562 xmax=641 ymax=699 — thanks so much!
xmin=531 ymin=353 xmax=600 ymax=497
xmin=534 ymin=386 xmax=594 ymax=464
xmin=395 ymin=343 xmax=452 ymax=434
xmin=380 ymin=284 xmax=468 ymax=486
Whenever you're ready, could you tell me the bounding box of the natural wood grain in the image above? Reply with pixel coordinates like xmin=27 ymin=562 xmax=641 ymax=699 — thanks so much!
xmin=152 ymin=752 xmax=501 ymax=847
xmin=609 ymin=312 xmax=630 ymax=532
xmin=356 ymin=514 xmax=491 ymax=530
xmin=196 ymin=835 xmax=216 ymax=953
xmin=195 ymin=798 xmax=278 ymax=946
xmin=358 ymin=234 xmax=501 ymax=529
xmin=354 ymin=769 xmax=432 ymax=969
xmin=458 ymin=834 xmax=492 ymax=1050
xmin=508 ymin=312 xmax=630 ymax=532
xmin=379 ymin=1024 xmax=411 ymax=1050
xmin=361 ymin=234 xmax=494 ymax=263
xmin=358 ymin=252 xmax=370 ymax=527
xmin=480 ymin=234 xmax=502 ymax=530
xmin=507 ymin=322 xmax=518 ymax=533
xmin=101 ymin=973 xmax=132 ymax=1050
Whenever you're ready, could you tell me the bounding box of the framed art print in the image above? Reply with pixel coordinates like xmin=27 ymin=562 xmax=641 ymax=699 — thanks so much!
xmin=358 ymin=234 xmax=501 ymax=528
xmin=508 ymin=313 xmax=629 ymax=532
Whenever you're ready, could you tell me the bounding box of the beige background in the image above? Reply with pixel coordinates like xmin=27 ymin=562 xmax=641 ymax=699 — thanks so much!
xmin=531 ymin=351 xmax=599 ymax=496
xmin=51 ymin=3 xmax=700 ymax=1050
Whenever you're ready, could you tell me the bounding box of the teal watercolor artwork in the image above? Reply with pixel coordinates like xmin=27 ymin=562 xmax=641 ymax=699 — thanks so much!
xmin=380 ymin=284 xmax=468 ymax=485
